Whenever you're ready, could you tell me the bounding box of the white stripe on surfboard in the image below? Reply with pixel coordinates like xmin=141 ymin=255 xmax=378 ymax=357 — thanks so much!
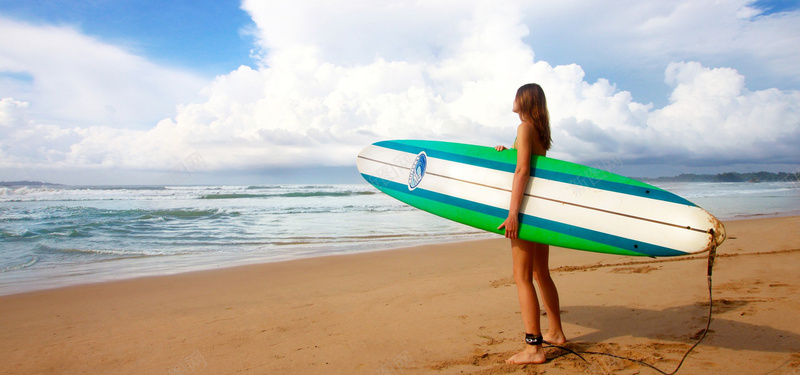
xmin=357 ymin=146 xmax=713 ymax=239
xmin=428 ymin=158 xmax=715 ymax=235
xmin=359 ymin=145 xmax=714 ymax=233
xmin=358 ymin=152 xmax=698 ymax=252
xmin=358 ymin=146 xmax=714 ymax=254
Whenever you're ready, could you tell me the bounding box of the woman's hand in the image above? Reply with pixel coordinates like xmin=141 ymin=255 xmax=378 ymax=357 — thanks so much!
xmin=498 ymin=213 xmax=519 ymax=239
xmin=495 ymin=145 xmax=508 ymax=151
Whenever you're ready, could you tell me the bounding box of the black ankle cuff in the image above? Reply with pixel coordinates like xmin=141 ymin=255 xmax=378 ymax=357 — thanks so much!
xmin=525 ymin=333 xmax=543 ymax=346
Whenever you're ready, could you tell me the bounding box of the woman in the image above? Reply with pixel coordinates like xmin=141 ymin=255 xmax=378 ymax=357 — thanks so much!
xmin=495 ymin=83 xmax=566 ymax=365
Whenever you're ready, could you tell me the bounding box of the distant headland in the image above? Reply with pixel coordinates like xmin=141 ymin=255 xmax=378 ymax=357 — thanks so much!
xmin=0 ymin=180 xmax=64 ymax=187
xmin=640 ymin=171 xmax=798 ymax=183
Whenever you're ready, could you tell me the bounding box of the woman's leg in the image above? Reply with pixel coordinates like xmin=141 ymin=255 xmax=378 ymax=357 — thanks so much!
xmin=511 ymin=239 xmax=540 ymax=334
xmin=531 ymin=243 xmax=566 ymax=344
xmin=506 ymin=239 xmax=546 ymax=364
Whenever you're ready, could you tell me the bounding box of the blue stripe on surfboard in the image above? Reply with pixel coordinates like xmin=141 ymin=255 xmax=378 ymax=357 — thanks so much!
xmin=375 ymin=140 xmax=695 ymax=207
xmin=363 ymin=173 xmax=686 ymax=257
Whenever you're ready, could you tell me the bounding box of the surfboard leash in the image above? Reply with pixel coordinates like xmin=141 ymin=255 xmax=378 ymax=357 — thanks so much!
xmin=544 ymin=229 xmax=718 ymax=374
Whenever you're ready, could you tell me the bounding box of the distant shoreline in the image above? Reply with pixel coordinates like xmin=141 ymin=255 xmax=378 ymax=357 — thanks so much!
xmin=638 ymin=171 xmax=799 ymax=183
xmin=0 ymin=180 xmax=64 ymax=187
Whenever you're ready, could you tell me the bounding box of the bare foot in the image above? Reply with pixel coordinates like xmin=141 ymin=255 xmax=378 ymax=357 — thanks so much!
xmin=505 ymin=345 xmax=546 ymax=365
xmin=544 ymin=331 xmax=567 ymax=345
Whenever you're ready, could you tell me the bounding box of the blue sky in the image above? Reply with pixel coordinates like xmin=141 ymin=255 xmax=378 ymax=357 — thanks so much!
xmin=753 ymin=0 xmax=800 ymax=14
xmin=0 ymin=0 xmax=256 ymax=76
xmin=1 ymin=0 xmax=799 ymax=185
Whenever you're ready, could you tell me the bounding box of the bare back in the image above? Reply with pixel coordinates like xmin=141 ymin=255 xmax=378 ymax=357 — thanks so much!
xmin=514 ymin=121 xmax=547 ymax=157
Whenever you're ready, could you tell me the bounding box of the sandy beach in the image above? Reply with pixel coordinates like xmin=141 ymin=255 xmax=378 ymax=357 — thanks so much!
xmin=2 ymin=216 xmax=799 ymax=374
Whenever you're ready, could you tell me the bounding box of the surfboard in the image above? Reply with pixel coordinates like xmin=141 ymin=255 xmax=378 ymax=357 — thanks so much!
xmin=357 ymin=140 xmax=726 ymax=257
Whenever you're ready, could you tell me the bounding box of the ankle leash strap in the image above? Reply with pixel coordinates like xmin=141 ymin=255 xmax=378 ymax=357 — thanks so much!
xmin=525 ymin=333 xmax=543 ymax=346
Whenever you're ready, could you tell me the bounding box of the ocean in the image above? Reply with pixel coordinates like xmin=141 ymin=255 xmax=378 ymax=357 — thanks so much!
xmin=1 ymin=181 xmax=799 ymax=295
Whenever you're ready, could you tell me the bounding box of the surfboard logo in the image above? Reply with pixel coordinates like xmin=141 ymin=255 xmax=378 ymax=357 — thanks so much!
xmin=408 ymin=151 xmax=427 ymax=191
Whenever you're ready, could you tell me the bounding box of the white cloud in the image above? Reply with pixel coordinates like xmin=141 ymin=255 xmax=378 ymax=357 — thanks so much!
xmin=0 ymin=17 xmax=206 ymax=129
xmin=652 ymin=62 xmax=800 ymax=163
xmin=558 ymin=61 xmax=800 ymax=164
xmin=244 ymin=0 xmax=477 ymax=65
xmin=0 ymin=1 xmax=798 ymax=179
xmin=0 ymin=98 xmax=84 ymax=166
xmin=519 ymin=0 xmax=800 ymax=101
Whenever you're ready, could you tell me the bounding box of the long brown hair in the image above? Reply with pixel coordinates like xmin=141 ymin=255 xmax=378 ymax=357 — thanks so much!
xmin=515 ymin=83 xmax=552 ymax=151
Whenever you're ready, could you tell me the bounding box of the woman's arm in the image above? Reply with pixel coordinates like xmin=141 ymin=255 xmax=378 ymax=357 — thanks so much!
xmin=498 ymin=124 xmax=533 ymax=239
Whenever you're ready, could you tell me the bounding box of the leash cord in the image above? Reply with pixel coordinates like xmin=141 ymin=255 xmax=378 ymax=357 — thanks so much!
xmin=545 ymin=230 xmax=718 ymax=375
